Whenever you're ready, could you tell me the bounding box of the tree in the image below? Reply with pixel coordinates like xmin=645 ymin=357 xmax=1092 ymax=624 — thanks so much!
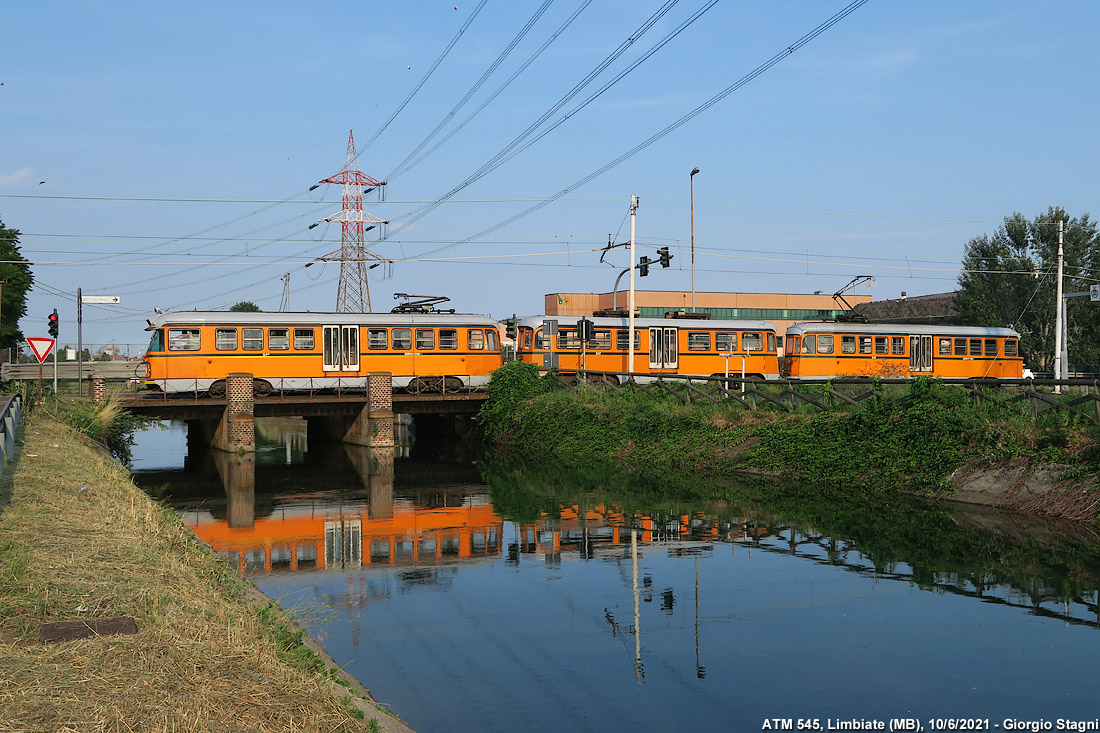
xmin=955 ymin=207 xmax=1100 ymax=371
xmin=229 ymin=301 xmax=261 ymax=312
xmin=0 ymin=216 xmax=34 ymax=351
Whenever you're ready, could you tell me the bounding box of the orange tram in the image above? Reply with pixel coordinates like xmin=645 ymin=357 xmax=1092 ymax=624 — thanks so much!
xmin=515 ymin=314 xmax=781 ymax=383
xmin=783 ymin=322 xmax=1024 ymax=380
xmin=143 ymin=310 xmax=503 ymax=395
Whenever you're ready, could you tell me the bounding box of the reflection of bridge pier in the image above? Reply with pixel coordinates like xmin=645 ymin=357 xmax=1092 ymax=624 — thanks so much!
xmin=211 ymin=451 xmax=256 ymax=528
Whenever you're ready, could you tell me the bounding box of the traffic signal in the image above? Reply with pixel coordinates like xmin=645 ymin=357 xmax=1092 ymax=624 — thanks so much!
xmin=505 ymin=315 xmax=517 ymax=340
xmin=639 ymin=256 xmax=651 ymax=277
xmin=576 ymin=318 xmax=594 ymax=341
xmin=658 ymin=246 xmax=671 ymax=268
xmin=47 ymin=309 xmax=58 ymax=338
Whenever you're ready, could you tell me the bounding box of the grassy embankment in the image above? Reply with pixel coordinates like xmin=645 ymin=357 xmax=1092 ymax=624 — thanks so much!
xmin=0 ymin=394 xmax=405 ymax=732
xmin=481 ymin=363 xmax=1100 ymax=518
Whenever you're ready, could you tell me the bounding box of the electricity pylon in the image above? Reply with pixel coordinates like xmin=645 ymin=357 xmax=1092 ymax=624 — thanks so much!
xmin=315 ymin=130 xmax=389 ymax=312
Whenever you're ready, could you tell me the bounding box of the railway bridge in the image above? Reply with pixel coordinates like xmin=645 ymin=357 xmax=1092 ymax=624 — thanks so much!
xmin=117 ymin=371 xmax=484 ymax=453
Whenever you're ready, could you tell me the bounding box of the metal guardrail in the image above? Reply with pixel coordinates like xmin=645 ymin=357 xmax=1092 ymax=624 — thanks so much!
xmin=1 ymin=361 xmax=143 ymax=381
xmin=0 ymin=393 xmax=22 ymax=477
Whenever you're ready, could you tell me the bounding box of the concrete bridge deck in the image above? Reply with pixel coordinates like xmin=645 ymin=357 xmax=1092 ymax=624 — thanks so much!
xmin=119 ymin=391 xmax=486 ymax=420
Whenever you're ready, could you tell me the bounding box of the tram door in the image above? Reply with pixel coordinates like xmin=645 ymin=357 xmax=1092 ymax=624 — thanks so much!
xmin=323 ymin=325 xmax=360 ymax=371
xmin=648 ymin=327 xmax=679 ymax=370
xmin=909 ymin=335 xmax=933 ymax=373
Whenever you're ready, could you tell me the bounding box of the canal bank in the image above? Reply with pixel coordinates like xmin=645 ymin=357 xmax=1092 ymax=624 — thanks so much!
xmin=481 ymin=364 xmax=1100 ymax=521
xmin=0 ymin=410 xmax=413 ymax=732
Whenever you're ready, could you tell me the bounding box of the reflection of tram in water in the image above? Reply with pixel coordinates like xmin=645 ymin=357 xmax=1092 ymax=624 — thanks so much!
xmin=184 ymin=496 xmax=505 ymax=574
xmin=142 ymin=298 xmax=503 ymax=396
xmin=514 ymin=314 xmax=781 ymax=383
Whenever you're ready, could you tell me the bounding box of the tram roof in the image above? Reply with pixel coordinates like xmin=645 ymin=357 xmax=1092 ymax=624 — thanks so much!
xmin=516 ymin=315 xmax=776 ymax=331
xmin=785 ymin=321 xmax=1020 ymax=338
xmin=146 ymin=311 xmax=500 ymax=330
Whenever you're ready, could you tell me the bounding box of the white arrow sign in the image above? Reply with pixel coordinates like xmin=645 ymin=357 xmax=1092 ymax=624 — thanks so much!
xmin=83 ymin=295 xmax=120 ymax=304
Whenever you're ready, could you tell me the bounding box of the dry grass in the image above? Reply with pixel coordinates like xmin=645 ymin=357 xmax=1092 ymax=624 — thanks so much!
xmin=0 ymin=412 xmax=389 ymax=732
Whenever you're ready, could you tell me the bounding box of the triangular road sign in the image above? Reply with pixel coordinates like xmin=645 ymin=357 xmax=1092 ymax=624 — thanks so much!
xmin=27 ymin=338 xmax=55 ymax=364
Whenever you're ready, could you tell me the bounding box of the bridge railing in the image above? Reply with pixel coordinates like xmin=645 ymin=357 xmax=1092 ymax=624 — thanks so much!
xmin=552 ymin=370 xmax=1100 ymax=423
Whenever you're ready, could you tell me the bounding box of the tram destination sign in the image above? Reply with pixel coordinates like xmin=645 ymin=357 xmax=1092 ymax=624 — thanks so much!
xmin=83 ymin=295 xmax=121 ymax=304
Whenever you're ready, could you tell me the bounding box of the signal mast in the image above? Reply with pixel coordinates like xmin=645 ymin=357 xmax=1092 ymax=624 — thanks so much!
xmin=314 ymin=130 xmax=389 ymax=312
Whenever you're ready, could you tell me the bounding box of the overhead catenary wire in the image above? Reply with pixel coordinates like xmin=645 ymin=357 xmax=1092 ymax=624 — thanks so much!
xmin=383 ymin=0 xmax=557 ymax=183
xmin=388 ymin=0 xmax=685 ymax=235
xmin=356 ymin=0 xmax=490 ymax=160
xmin=414 ymin=0 xmax=873 ymax=261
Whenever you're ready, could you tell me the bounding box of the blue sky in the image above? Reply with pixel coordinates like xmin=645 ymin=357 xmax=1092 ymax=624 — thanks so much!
xmin=2 ymin=1 xmax=1098 ymax=350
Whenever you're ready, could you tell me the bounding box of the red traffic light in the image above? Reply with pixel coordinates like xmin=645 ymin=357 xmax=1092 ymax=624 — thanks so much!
xmin=47 ymin=309 xmax=59 ymax=337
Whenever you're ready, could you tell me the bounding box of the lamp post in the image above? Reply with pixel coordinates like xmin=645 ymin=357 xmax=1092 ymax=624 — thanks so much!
xmin=690 ymin=167 xmax=700 ymax=312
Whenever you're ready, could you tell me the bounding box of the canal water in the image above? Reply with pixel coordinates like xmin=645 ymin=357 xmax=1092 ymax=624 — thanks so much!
xmin=131 ymin=420 xmax=1100 ymax=732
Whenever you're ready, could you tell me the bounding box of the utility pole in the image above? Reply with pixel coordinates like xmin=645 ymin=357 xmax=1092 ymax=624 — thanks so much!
xmin=628 ymin=195 xmax=639 ymax=375
xmin=690 ymin=166 xmax=699 ymax=312
xmin=1054 ymin=219 xmax=1064 ymax=393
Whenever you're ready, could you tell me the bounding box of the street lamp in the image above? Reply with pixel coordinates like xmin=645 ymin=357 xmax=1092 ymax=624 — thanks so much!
xmin=690 ymin=167 xmax=700 ymax=312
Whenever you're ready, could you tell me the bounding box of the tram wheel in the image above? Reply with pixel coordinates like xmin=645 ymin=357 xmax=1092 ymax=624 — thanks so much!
xmin=444 ymin=376 xmax=465 ymax=393
xmin=254 ymin=380 xmax=274 ymax=397
xmin=407 ymin=377 xmax=428 ymax=394
xmin=207 ymin=380 xmax=227 ymax=398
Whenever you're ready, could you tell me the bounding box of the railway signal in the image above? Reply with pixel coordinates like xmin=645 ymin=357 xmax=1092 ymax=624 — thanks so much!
xmin=505 ymin=315 xmax=518 ymax=340
xmin=639 ymin=256 xmax=651 ymax=277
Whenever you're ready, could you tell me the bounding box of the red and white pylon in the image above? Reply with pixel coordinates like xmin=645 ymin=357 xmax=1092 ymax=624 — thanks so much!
xmin=316 ymin=130 xmax=389 ymax=312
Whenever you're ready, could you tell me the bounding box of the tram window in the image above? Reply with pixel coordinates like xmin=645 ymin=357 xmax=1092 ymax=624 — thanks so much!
xmin=801 ymin=335 xmax=816 ymax=354
xmin=557 ymin=329 xmax=580 ymax=349
xmin=716 ymin=332 xmax=736 ymax=352
xmin=985 ymin=339 xmax=998 ymax=356
xmin=148 ymin=329 xmax=164 ymax=352
xmin=970 ymin=338 xmax=982 ymax=355
xmin=392 ymin=328 xmax=412 ymax=350
xmin=367 ymin=328 xmax=388 ymax=350
xmin=440 ymin=329 xmax=458 ymax=350
xmin=874 ymin=337 xmax=888 ymax=355
xmin=486 ymin=329 xmax=499 ymax=351
xmin=242 ymin=328 xmax=264 ymax=351
xmin=535 ymin=329 xmax=547 ymax=350
xmin=268 ymin=328 xmax=289 ymax=350
xmin=416 ymin=328 xmax=435 ymax=350
xmin=468 ymin=329 xmax=485 ymax=350
xmin=1005 ymin=339 xmax=1018 ymax=356
xmin=168 ymin=328 xmax=200 ymax=351
xmin=768 ymin=332 xmax=776 ymax=352
xmin=688 ymin=332 xmax=710 ymax=351
xmin=522 ymin=328 xmax=533 ymax=350
xmin=892 ymin=337 xmax=905 ymax=355
xmin=743 ymin=332 xmax=763 ymax=351
xmin=590 ymin=330 xmax=612 ymax=349
xmin=939 ymin=338 xmax=952 ymax=355
xmin=859 ymin=337 xmax=873 ymax=354
xmin=818 ymin=335 xmax=834 ymax=354
xmin=294 ymin=328 xmax=315 ymax=350
xmin=955 ymin=338 xmax=967 ymax=355
xmin=842 ymin=335 xmax=856 ymax=354
xmin=615 ymin=330 xmax=641 ymax=350
xmin=215 ymin=328 xmax=238 ymax=351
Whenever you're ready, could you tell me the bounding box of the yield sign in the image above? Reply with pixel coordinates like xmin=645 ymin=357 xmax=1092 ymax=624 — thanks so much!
xmin=27 ymin=338 xmax=55 ymax=364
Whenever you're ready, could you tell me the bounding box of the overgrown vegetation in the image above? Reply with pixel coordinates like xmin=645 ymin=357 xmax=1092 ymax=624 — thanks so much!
xmin=480 ymin=369 xmax=1100 ymax=497
xmin=39 ymin=393 xmax=156 ymax=463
